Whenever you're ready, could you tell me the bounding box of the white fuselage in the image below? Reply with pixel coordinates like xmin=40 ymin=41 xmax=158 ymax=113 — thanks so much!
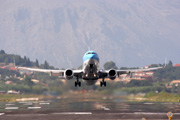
xmin=82 ymin=51 xmax=100 ymax=85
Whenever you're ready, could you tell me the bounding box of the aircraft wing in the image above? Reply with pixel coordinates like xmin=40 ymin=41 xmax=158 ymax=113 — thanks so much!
xmin=116 ymin=66 xmax=163 ymax=75
xmin=99 ymin=66 xmax=163 ymax=78
xmin=17 ymin=66 xmax=83 ymax=75
xmin=17 ymin=66 xmax=64 ymax=73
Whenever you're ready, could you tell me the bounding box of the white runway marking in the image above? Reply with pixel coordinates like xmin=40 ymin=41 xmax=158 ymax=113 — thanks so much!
xmin=6 ymin=114 xmax=47 ymax=117
xmin=101 ymin=106 xmax=110 ymax=111
xmin=0 ymin=113 xmax=5 ymax=116
xmin=143 ymin=103 xmax=154 ymax=105
xmin=107 ymin=112 xmax=180 ymax=115
xmin=39 ymin=102 xmax=50 ymax=105
xmin=134 ymin=112 xmax=166 ymax=115
xmin=27 ymin=107 xmax=41 ymax=109
xmin=160 ymin=103 xmax=173 ymax=104
xmin=24 ymin=103 xmax=33 ymax=105
xmin=134 ymin=112 xmax=180 ymax=115
xmin=5 ymin=107 xmax=19 ymax=110
xmin=52 ymin=112 xmax=92 ymax=115
xmin=5 ymin=104 xmax=15 ymax=106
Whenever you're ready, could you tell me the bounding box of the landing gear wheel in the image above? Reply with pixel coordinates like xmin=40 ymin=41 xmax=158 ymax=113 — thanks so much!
xmin=100 ymin=82 xmax=103 ymax=87
xmin=75 ymin=81 xmax=81 ymax=87
xmin=78 ymin=82 xmax=81 ymax=87
xmin=100 ymin=81 xmax=106 ymax=87
xmin=104 ymin=82 xmax=106 ymax=87
xmin=75 ymin=76 xmax=81 ymax=87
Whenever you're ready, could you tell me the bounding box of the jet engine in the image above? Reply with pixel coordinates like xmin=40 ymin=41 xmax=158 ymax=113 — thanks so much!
xmin=64 ymin=69 xmax=74 ymax=80
xmin=108 ymin=69 xmax=117 ymax=80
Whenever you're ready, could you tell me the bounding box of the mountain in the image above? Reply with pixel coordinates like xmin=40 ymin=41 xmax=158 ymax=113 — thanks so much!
xmin=0 ymin=0 xmax=180 ymax=68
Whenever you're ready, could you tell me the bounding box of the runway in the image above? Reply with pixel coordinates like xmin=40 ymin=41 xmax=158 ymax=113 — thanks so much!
xmin=0 ymin=96 xmax=180 ymax=120
xmin=1 ymin=111 xmax=180 ymax=120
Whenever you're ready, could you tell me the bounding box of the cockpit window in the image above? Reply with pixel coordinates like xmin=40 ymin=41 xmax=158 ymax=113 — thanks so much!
xmin=86 ymin=52 xmax=96 ymax=55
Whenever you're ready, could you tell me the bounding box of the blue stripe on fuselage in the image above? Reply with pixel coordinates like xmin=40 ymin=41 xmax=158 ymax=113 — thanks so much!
xmin=83 ymin=51 xmax=99 ymax=62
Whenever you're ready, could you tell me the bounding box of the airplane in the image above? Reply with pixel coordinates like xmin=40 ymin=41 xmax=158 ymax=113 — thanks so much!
xmin=16 ymin=50 xmax=163 ymax=87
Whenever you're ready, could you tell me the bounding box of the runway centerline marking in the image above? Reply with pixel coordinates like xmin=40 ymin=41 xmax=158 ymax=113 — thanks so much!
xmin=5 ymin=107 xmax=19 ymax=110
xmin=144 ymin=103 xmax=154 ymax=105
xmin=5 ymin=104 xmax=15 ymax=106
xmin=27 ymin=107 xmax=41 ymax=109
xmin=134 ymin=112 xmax=180 ymax=115
xmin=6 ymin=114 xmax=47 ymax=117
xmin=52 ymin=112 xmax=92 ymax=115
xmin=39 ymin=102 xmax=50 ymax=105
xmin=101 ymin=105 xmax=110 ymax=111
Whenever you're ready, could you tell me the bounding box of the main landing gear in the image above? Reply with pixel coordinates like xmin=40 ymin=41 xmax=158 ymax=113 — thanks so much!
xmin=100 ymin=78 xmax=106 ymax=87
xmin=75 ymin=76 xmax=81 ymax=87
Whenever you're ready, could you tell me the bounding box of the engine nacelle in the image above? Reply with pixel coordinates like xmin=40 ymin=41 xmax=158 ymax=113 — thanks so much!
xmin=108 ymin=69 xmax=117 ymax=80
xmin=64 ymin=69 xmax=74 ymax=80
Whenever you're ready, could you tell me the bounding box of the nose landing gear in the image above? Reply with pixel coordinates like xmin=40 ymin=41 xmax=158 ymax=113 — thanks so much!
xmin=90 ymin=64 xmax=94 ymax=73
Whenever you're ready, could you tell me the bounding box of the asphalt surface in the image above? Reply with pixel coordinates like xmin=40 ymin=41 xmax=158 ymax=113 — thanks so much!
xmin=0 ymin=97 xmax=180 ymax=120
xmin=1 ymin=111 xmax=180 ymax=120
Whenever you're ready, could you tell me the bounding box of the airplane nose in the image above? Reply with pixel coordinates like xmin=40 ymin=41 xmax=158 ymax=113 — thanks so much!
xmin=89 ymin=54 xmax=95 ymax=59
xmin=89 ymin=54 xmax=99 ymax=62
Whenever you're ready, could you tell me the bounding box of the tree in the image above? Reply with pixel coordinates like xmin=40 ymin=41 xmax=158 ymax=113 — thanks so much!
xmin=27 ymin=58 xmax=32 ymax=67
xmin=44 ymin=60 xmax=49 ymax=69
xmin=15 ymin=56 xmax=22 ymax=66
xmin=154 ymin=60 xmax=180 ymax=82
xmin=165 ymin=60 xmax=173 ymax=70
xmin=103 ymin=61 xmax=118 ymax=70
xmin=23 ymin=56 xmax=28 ymax=66
xmin=4 ymin=58 xmax=9 ymax=65
xmin=24 ymin=76 xmax=34 ymax=90
xmin=24 ymin=56 xmax=27 ymax=61
xmin=35 ymin=59 xmax=39 ymax=67
xmin=0 ymin=50 xmax=6 ymax=54
xmin=128 ymin=80 xmax=141 ymax=87
xmin=171 ymin=84 xmax=176 ymax=93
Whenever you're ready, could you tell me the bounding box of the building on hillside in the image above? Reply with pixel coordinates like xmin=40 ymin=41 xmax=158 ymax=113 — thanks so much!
xmin=119 ymin=71 xmax=154 ymax=81
xmin=7 ymin=90 xmax=20 ymax=94
xmin=0 ymin=91 xmax=6 ymax=94
xmin=170 ymin=80 xmax=180 ymax=86
xmin=134 ymin=71 xmax=154 ymax=76
xmin=19 ymin=69 xmax=33 ymax=76
xmin=0 ymin=63 xmax=18 ymax=71
xmin=145 ymin=71 xmax=154 ymax=75
xmin=144 ymin=65 xmax=151 ymax=69
xmin=5 ymin=81 xmax=15 ymax=85
xmin=134 ymin=71 xmax=146 ymax=76
xmin=174 ymin=64 xmax=180 ymax=67
xmin=9 ymin=67 xmax=17 ymax=71
xmin=132 ymin=71 xmax=153 ymax=80
xmin=166 ymin=80 xmax=180 ymax=89
xmin=31 ymin=79 xmax=39 ymax=84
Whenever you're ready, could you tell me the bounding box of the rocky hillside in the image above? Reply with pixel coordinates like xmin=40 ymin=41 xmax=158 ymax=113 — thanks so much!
xmin=0 ymin=0 xmax=180 ymax=68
